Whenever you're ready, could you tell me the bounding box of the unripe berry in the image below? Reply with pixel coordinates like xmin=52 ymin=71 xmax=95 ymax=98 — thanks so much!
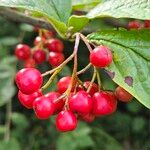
xmin=115 ymin=86 xmax=133 ymax=102
xmin=90 ymin=45 xmax=113 ymax=68
xmin=69 ymin=91 xmax=93 ymax=115
xmin=33 ymin=96 xmax=55 ymax=119
xmin=92 ymin=91 xmax=117 ymax=116
xmin=15 ymin=68 xmax=43 ymax=94
xmin=48 ymin=52 xmax=64 ymax=67
xmin=15 ymin=44 xmax=31 ymax=60
xmin=144 ymin=20 xmax=150 ymax=28
xmin=33 ymin=49 xmax=46 ymax=64
xmin=18 ymin=89 xmax=42 ymax=109
xmin=56 ymin=110 xmax=77 ymax=132
xmin=24 ymin=58 xmax=36 ymax=68
xmin=128 ymin=21 xmax=141 ymax=29
xmin=45 ymin=92 xmax=64 ymax=114
xmin=46 ymin=38 xmax=64 ymax=52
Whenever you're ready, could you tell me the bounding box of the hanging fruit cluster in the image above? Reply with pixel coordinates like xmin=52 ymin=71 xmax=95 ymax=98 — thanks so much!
xmin=15 ymin=29 xmax=65 ymax=68
xmin=15 ymin=32 xmax=133 ymax=132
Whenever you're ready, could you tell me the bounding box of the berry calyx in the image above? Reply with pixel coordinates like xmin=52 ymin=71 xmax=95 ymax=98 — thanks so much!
xmin=90 ymin=45 xmax=113 ymax=68
xmin=15 ymin=68 xmax=43 ymax=94
xmin=128 ymin=21 xmax=141 ymax=29
xmin=48 ymin=52 xmax=64 ymax=67
xmin=15 ymin=44 xmax=31 ymax=61
xmin=115 ymin=86 xmax=133 ymax=102
xmin=46 ymin=38 xmax=64 ymax=52
xmin=45 ymin=92 xmax=64 ymax=114
xmin=83 ymin=81 xmax=99 ymax=96
xmin=92 ymin=91 xmax=117 ymax=116
xmin=57 ymin=76 xmax=76 ymax=94
xmin=56 ymin=110 xmax=77 ymax=132
xmin=33 ymin=96 xmax=55 ymax=119
xmin=24 ymin=58 xmax=36 ymax=68
xmin=18 ymin=89 xmax=42 ymax=109
xmin=69 ymin=91 xmax=93 ymax=115
xmin=144 ymin=20 xmax=150 ymax=28
xmin=33 ymin=49 xmax=46 ymax=64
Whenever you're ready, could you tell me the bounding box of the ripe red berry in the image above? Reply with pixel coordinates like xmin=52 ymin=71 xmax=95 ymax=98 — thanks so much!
xmin=24 ymin=58 xmax=36 ymax=68
xmin=144 ymin=20 xmax=150 ymax=28
xmin=128 ymin=21 xmax=141 ymax=29
xmin=92 ymin=91 xmax=117 ymax=116
xmin=79 ymin=113 xmax=95 ymax=123
xmin=115 ymin=86 xmax=133 ymax=102
xmin=83 ymin=81 xmax=99 ymax=96
xmin=48 ymin=52 xmax=64 ymax=67
xmin=33 ymin=96 xmax=55 ymax=119
xmin=45 ymin=92 xmax=64 ymax=114
xmin=69 ymin=91 xmax=93 ymax=115
xmin=57 ymin=76 xmax=76 ymax=94
xmin=56 ymin=110 xmax=77 ymax=132
xmin=15 ymin=68 xmax=43 ymax=94
xmin=90 ymin=45 xmax=113 ymax=68
xmin=46 ymin=38 xmax=64 ymax=52
xmin=18 ymin=89 xmax=42 ymax=109
xmin=34 ymin=36 xmax=45 ymax=46
xmin=15 ymin=44 xmax=31 ymax=61
xmin=33 ymin=49 xmax=46 ymax=64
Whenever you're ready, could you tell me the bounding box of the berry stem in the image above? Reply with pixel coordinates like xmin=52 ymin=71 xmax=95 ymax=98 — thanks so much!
xmin=96 ymin=69 xmax=101 ymax=90
xmin=77 ymin=63 xmax=92 ymax=75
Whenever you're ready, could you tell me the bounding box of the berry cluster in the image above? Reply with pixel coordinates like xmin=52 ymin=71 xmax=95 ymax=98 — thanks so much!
xmin=15 ymin=43 xmax=133 ymax=132
xmin=15 ymin=30 xmax=65 ymax=68
xmin=128 ymin=20 xmax=150 ymax=29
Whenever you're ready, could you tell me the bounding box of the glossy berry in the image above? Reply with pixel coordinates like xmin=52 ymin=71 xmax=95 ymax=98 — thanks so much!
xmin=56 ymin=110 xmax=77 ymax=132
xmin=18 ymin=89 xmax=42 ymax=109
xmin=128 ymin=21 xmax=141 ymax=29
xmin=33 ymin=96 xmax=55 ymax=119
xmin=45 ymin=92 xmax=64 ymax=114
xmin=83 ymin=81 xmax=99 ymax=96
xmin=80 ymin=113 xmax=95 ymax=123
xmin=15 ymin=44 xmax=31 ymax=60
xmin=92 ymin=91 xmax=117 ymax=116
xmin=144 ymin=20 xmax=150 ymax=28
xmin=34 ymin=36 xmax=45 ymax=46
xmin=46 ymin=38 xmax=64 ymax=52
xmin=69 ymin=91 xmax=93 ymax=115
xmin=48 ymin=52 xmax=64 ymax=67
xmin=90 ymin=45 xmax=113 ymax=68
xmin=57 ymin=76 xmax=76 ymax=94
xmin=24 ymin=58 xmax=36 ymax=68
xmin=33 ymin=49 xmax=46 ymax=64
xmin=15 ymin=68 xmax=43 ymax=94
xmin=115 ymin=86 xmax=133 ymax=102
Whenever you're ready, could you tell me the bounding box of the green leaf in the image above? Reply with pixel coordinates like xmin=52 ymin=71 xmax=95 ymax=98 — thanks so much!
xmin=0 ymin=0 xmax=72 ymax=38
xmin=87 ymin=0 xmax=150 ymax=20
xmin=88 ymin=29 xmax=150 ymax=108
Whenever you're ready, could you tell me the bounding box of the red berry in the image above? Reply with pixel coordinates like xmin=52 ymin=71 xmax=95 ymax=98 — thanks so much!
xmin=15 ymin=44 xmax=31 ymax=61
xmin=34 ymin=36 xmax=45 ymax=46
xmin=33 ymin=96 xmax=55 ymax=119
xmin=48 ymin=52 xmax=64 ymax=67
xmin=24 ymin=58 xmax=36 ymax=68
xmin=69 ymin=91 xmax=93 ymax=115
xmin=90 ymin=45 xmax=113 ymax=68
xmin=43 ymin=30 xmax=56 ymax=38
xmin=33 ymin=49 xmax=46 ymax=64
xmin=45 ymin=92 xmax=64 ymax=114
xmin=80 ymin=113 xmax=95 ymax=123
xmin=46 ymin=39 xmax=64 ymax=52
xmin=83 ymin=81 xmax=99 ymax=96
xmin=92 ymin=91 xmax=117 ymax=116
xmin=144 ymin=20 xmax=150 ymax=28
xmin=56 ymin=110 xmax=77 ymax=132
xmin=115 ymin=86 xmax=133 ymax=102
xmin=57 ymin=76 xmax=76 ymax=94
xmin=128 ymin=21 xmax=141 ymax=29
xmin=18 ymin=89 xmax=42 ymax=109
xmin=15 ymin=68 xmax=43 ymax=94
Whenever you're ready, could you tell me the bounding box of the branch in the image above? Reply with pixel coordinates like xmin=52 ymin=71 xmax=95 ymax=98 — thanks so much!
xmin=0 ymin=8 xmax=54 ymax=30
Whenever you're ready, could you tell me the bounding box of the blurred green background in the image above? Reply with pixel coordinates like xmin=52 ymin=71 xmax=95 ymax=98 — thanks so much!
xmin=0 ymin=17 xmax=150 ymax=150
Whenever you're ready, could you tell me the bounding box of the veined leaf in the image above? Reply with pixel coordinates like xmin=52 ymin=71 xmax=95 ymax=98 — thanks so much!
xmin=88 ymin=29 xmax=150 ymax=108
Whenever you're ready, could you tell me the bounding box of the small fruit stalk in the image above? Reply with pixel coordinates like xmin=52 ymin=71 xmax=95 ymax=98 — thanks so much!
xmin=15 ymin=32 xmax=134 ymax=132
